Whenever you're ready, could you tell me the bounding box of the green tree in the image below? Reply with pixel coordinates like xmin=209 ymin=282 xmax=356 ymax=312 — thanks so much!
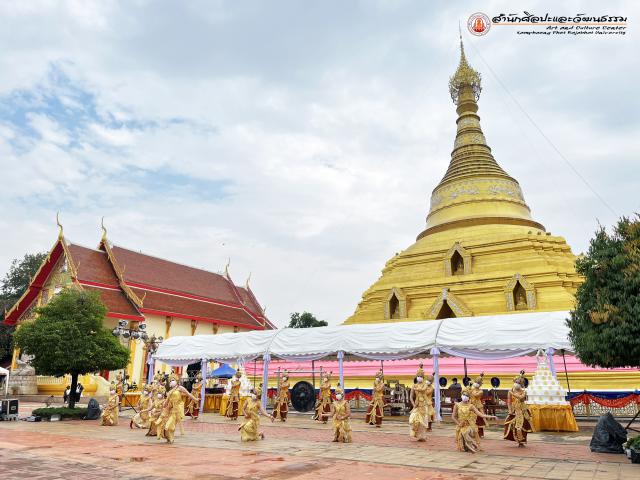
xmin=14 ymin=289 xmax=130 ymax=408
xmin=288 ymin=311 xmax=328 ymax=328
xmin=567 ymin=216 xmax=640 ymax=368
xmin=1 ymin=252 xmax=47 ymax=362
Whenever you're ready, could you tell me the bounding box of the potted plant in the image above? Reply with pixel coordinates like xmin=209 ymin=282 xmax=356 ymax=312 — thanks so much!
xmin=624 ymin=436 xmax=640 ymax=463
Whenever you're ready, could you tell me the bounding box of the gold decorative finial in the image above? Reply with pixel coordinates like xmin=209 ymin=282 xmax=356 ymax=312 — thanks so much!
xmin=245 ymin=272 xmax=252 ymax=289
xmin=56 ymin=212 xmax=63 ymax=239
xmin=448 ymin=33 xmax=482 ymax=104
xmin=224 ymin=258 xmax=231 ymax=278
xmin=101 ymin=217 xmax=107 ymax=241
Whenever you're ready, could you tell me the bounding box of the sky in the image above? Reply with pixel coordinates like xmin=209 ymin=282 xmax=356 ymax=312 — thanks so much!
xmin=1 ymin=1 xmax=638 ymax=327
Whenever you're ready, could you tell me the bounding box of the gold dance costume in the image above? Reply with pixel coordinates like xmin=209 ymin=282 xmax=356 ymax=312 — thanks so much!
xmin=504 ymin=371 xmax=532 ymax=445
xmin=101 ymin=392 xmax=119 ymax=426
xmin=158 ymin=386 xmax=185 ymax=443
xmin=331 ymin=388 xmax=352 ymax=443
xmin=409 ymin=382 xmax=431 ymax=440
xmin=131 ymin=390 xmax=151 ymax=428
xmin=186 ymin=375 xmax=202 ymax=419
xmin=314 ymin=374 xmax=332 ymax=422
xmin=455 ymin=402 xmax=481 ymax=452
xmin=273 ymin=373 xmax=289 ymax=421
xmin=469 ymin=374 xmax=487 ymax=438
xmin=146 ymin=391 xmax=165 ymax=437
xmin=239 ymin=397 xmax=263 ymax=441
xmin=225 ymin=375 xmax=241 ymax=420
xmin=365 ymin=371 xmax=384 ymax=426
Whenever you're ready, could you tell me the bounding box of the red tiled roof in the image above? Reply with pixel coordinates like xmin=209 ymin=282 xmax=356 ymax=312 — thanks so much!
xmin=132 ymin=288 xmax=262 ymax=328
xmin=67 ymin=243 xmax=144 ymax=320
xmin=110 ymin=245 xmax=238 ymax=303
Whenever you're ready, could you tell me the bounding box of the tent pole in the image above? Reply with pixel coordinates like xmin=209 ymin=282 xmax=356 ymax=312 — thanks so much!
xmin=380 ymin=360 xmax=384 ymax=377
xmin=199 ymin=359 xmax=207 ymax=414
xmin=261 ymin=354 xmax=270 ymax=410
xmin=337 ymin=351 xmax=345 ymax=389
xmin=312 ymin=360 xmax=316 ymax=390
xmin=253 ymin=359 xmax=257 ymax=388
xmin=463 ymin=358 xmax=468 ymax=382
xmin=561 ymin=349 xmax=571 ymax=395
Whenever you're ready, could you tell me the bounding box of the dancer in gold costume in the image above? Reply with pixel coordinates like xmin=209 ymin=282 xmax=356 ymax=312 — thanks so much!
xmin=101 ymin=383 xmax=120 ymax=426
xmin=130 ymin=384 xmax=152 ymax=429
xmin=468 ymin=373 xmax=487 ymax=438
xmin=186 ymin=372 xmax=203 ymax=420
xmin=145 ymin=385 xmax=166 ymax=437
xmin=273 ymin=370 xmax=290 ymax=422
xmin=225 ymin=371 xmax=242 ymax=420
xmin=453 ymin=392 xmax=496 ymax=453
xmin=365 ymin=369 xmax=384 ymax=427
xmin=314 ymin=371 xmax=332 ymax=423
xmin=504 ymin=370 xmax=532 ymax=447
xmin=239 ymin=386 xmax=274 ymax=442
xmin=157 ymin=373 xmax=198 ymax=444
xmin=409 ymin=364 xmax=433 ymax=441
xmin=329 ymin=384 xmax=352 ymax=443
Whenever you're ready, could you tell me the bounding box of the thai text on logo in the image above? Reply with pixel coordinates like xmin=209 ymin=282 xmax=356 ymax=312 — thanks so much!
xmin=491 ymin=11 xmax=627 ymax=24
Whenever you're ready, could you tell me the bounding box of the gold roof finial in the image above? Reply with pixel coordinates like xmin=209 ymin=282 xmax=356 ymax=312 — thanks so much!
xmin=245 ymin=272 xmax=252 ymax=289
xmin=224 ymin=258 xmax=231 ymax=278
xmin=448 ymin=33 xmax=482 ymax=104
xmin=56 ymin=212 xmax=63 ymax=239
xmin=101 ymin=217 xmax=107 ymax=241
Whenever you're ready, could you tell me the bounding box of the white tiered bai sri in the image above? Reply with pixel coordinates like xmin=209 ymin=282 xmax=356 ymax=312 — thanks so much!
xmin=527 ymin=350 xmax=568 ymax=406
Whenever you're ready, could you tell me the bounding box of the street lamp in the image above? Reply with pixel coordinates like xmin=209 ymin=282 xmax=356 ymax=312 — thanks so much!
xmin=112 ymin=319 xmax=149 ymax=341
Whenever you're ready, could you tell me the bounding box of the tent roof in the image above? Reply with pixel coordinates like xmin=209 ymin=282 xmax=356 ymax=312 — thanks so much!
xmin=208 ymin=363 xmax=236 ymax=378
xmin=153 ymin=311 xmax=573 ymax=365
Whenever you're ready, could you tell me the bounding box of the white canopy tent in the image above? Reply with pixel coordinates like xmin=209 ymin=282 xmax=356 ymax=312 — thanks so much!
xmin=152 ymin=311 xmax=573 ymax=416
xmin=0 ymin=366 xmax=9 ymax=396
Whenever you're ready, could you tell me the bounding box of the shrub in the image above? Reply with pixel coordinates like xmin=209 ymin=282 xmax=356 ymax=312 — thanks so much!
xmin=31 ymin=407 xmax=89 ymax=419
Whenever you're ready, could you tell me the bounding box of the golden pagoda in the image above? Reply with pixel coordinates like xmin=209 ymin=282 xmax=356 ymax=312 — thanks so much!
xmin=345 ymin=38 xmax=583 ymax=325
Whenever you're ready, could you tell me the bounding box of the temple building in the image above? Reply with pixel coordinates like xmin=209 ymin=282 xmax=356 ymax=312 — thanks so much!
xmin=345 ymin=40 xmax=583 ymax=325
xmin=4 ymin=222 xmax=273 ymax=391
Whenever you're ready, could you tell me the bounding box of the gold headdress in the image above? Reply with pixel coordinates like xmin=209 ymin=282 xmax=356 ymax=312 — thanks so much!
xmin=282 ymin=369 xmax=289 ymax=378
xmin=168 ymin=372 xmax=180 ymax=384
xmin=254 ymin=383 xmax=263 ymax=398
xmin=514 ymin=370 xmax=526 ymax=386
xmin=156 ymin=385 xmax=166 ymax=395
xmin=334 ymin=383 xmax=344 ymax=396
xmin=425 ymin=372 xmax=434 ymax=383
xmin=416 ymin=363 xmax=425 ymax=378
xmin=323 ymin=371 xmax=332 ymax=381
xmin=195 ymin=372 xmax=202 ymax=381
xmin=375 ymin=369 xmax=383 ymax=380
xmin=109 ymin=381 xmax=117 ymax=392
xmin=473 ymin=373 xmax=484 ymax=386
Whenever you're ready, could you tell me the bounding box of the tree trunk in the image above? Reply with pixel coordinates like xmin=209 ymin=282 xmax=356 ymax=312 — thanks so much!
xmin=68 ymin=373 xmax=78 ymax=409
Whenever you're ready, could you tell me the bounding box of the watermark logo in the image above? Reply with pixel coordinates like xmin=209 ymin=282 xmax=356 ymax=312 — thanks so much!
xmin=467 ymin=12 xmax=491 ymax=36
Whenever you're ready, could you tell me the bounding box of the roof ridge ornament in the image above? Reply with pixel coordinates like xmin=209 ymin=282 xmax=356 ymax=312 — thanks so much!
xmin=101 ymin=216 xmax=107 ymax=241
xmin=56 ymin=212 xmax=63 ymax=239
xmin=245 ymin=272 xmax=251 ymax=290
xmin=224 ymin=258 xmax=231 ymax=279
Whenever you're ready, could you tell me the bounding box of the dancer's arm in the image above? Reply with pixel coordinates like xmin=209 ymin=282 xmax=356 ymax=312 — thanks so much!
xmin=470 ymin=404 xmax=497 ymax=420
xmin=452 ymin=403 xmax=459 ymax=425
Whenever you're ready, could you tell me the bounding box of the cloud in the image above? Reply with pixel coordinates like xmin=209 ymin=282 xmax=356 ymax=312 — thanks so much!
xmin=0 ymin=1 xmax=638 ymax=326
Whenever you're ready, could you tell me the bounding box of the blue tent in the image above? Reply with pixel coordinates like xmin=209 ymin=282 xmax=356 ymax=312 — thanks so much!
xmin=208 ymin=363 xmax=236 ymax=379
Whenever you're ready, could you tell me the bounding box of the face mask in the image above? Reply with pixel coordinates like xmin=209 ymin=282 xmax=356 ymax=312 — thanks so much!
xmin=157 ymin=394 xmax=163 ymax=399
xmin=169 ymin=380 xmax=177 ymax=387
xmin=514 ymin=383 xmax=522 ymax=390
xmin=416 ymin=377 xmax=423 ymax=383
xmin=336 ymin=394 xmax=343 ymax=400
xmin=250 ymin=394 xmax=257 ymax=400
xmin=425 ymin=380 xmax=431 ymax=386
xmin=473 ymin=383 xmax=480 ymax=388
xmin=110 ymin=390 xmax=116 ymax=395
xmin=461 ymin=395 xmax=469 ymax=402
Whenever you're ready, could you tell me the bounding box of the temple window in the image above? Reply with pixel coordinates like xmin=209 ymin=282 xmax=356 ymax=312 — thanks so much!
xmin=389 ymin=293 xmax=400 ymax=319
xmin=451 ymin=251 xmax=465 ymax=275
xmin=513 ymin=281 xmax=528 ymax=310
xmin=436 ymin=301 xmax=456 ymax=319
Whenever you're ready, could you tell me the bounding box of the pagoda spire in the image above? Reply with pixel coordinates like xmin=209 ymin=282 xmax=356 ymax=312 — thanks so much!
xmin=417 ymin=35 xmax=544 ymax=239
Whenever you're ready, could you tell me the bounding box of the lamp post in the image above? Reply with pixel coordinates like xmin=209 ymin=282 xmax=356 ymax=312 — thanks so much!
xmin=111 ymin=320 xmax=163 ymax=389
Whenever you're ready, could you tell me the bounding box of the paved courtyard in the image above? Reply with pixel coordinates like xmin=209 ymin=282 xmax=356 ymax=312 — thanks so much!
xmin=0 ymin=403 xmax=636 ymax=479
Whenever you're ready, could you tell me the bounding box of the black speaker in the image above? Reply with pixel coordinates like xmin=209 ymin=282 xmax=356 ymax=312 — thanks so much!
xmin=490 ymin=377 xmax=500 ymax=388
xmin=439 ymin=377 xmax=448 ymax=387
xmin=462 ymin=376 xmax=471 ymax=386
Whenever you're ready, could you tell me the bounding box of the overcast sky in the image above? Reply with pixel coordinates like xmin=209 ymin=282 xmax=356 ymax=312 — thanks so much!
xmin=1 ymin=1 xmax=638 ymax=327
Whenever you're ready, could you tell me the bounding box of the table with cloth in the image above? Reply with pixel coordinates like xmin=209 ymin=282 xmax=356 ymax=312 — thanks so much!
xmin=204 ymin=394 xmax=223 ymax=412
xmin=528 ymin=404 xmax=579 ymax=432
xmin=219 ymin=395 xmax=249 ymax=416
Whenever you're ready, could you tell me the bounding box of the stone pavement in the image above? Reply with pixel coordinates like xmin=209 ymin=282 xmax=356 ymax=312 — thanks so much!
xmin=0 ymin=403 xmax=636 ymax=479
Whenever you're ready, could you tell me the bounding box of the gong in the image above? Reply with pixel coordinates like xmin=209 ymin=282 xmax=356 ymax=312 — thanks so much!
xmin=290 ymin=381 xmax=316 ymax=412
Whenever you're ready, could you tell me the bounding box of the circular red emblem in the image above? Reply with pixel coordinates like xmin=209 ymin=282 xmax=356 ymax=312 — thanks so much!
xmin=467 ymin=12 xmax=491 ymax=36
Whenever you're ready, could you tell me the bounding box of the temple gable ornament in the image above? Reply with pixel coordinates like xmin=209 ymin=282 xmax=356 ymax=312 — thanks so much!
xmin=504 ymin=273 xmax=537 ymax=311
xmin=424 ymin=288 xmax=472 ymax=320
xmin=444 ymin=242 xmax=472 ymax=276
xmin=384 ymin=287 xmax=407 ymax=320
